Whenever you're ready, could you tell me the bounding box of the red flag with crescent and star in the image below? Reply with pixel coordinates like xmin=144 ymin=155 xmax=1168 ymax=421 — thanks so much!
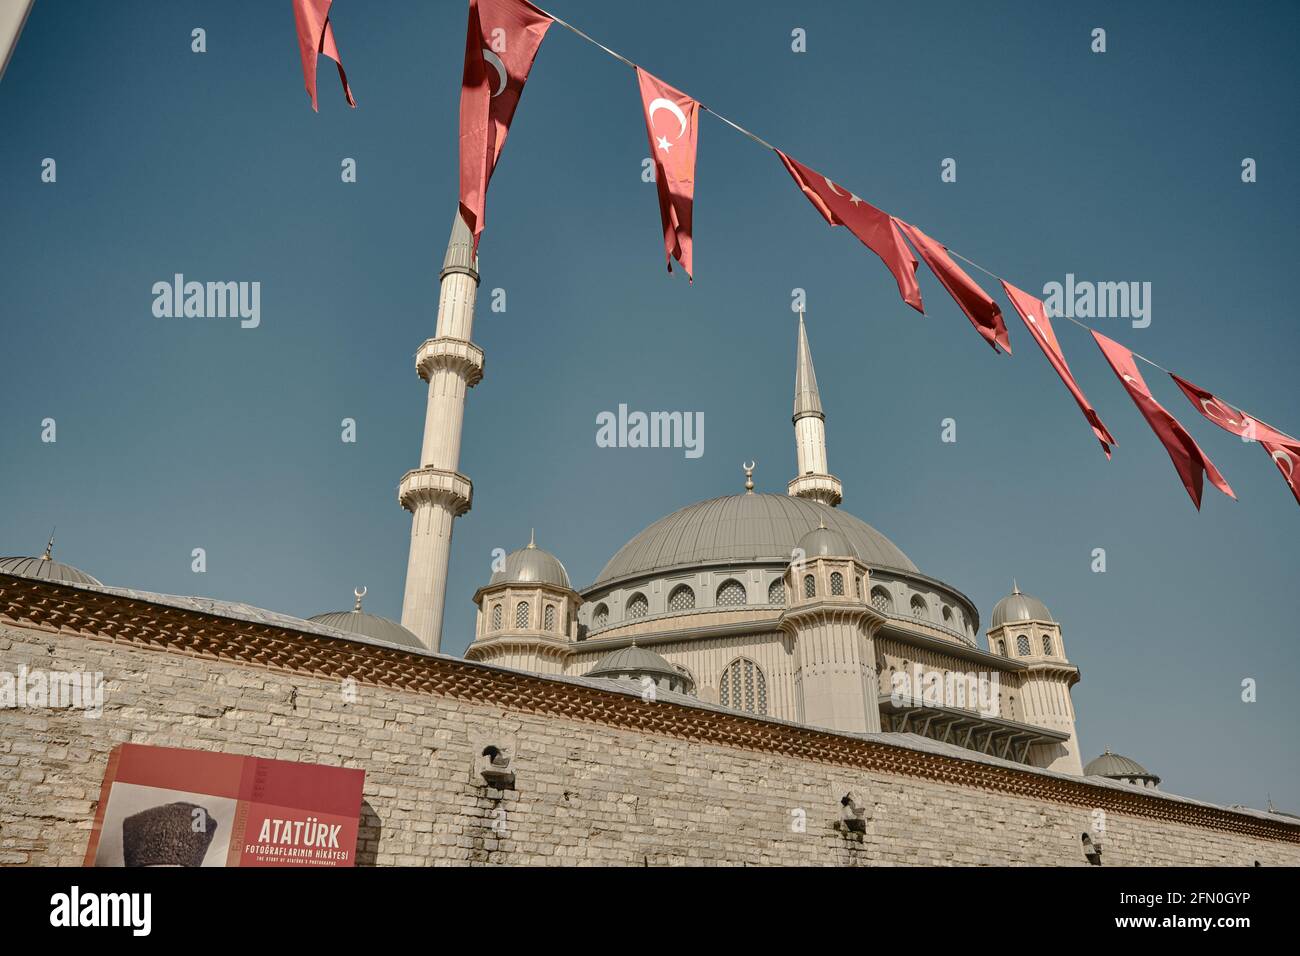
xmin=292 ymin=0 xmax=356 ymax=112
xmin=1169 ymin=374 xmax=1300 ymax=508
xmin=459 ymin=0 xmax=553 ymax=247
xmin=1092 ymin=331 xmax=1235 ymax=509
xmin=1003 ymin=280 xmax=1114 ymax=456
xmin=776 ymin=151 xmax=923 ymax=313
xmin=894 ymin=219 xmax=1011 ymax=354
xmin=636 ymin=67 xmax=699 ymax=279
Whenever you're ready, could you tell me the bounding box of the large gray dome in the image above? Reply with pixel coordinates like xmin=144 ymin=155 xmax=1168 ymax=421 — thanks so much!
xmin=489 ymin=539 xmax=571 ymax=589
xmin=594 ymin=494 xmax=916 ymax=586
xmin=991 ymin=586 xmax=1055 ymax=627
xmin=0 ymin=555 xmax=101 ymax=587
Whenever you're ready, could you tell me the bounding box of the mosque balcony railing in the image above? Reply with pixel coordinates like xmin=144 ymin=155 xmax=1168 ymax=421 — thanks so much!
xmin=878 ymin=694 xmax=1068 ymax=766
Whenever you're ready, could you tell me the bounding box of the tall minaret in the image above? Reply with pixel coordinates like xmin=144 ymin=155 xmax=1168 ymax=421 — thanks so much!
xmin=399 ymin=212 xmax=484 ymax=651
xmin=788 ymin=312 xmax=843 ymax=507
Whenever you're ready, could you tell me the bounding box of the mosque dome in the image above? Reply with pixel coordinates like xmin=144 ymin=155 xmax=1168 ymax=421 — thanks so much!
xmin=1084 ymin=749 xmax=1160 ymax=787
xmin=588 ymin=642 xmax=693 ymax=694
xmin=795 ymin=522 xmax=858 ymax=560
xmin=991 ymin=584 xmax=1055 ymax=627
xmin=594 ymin=494 xmax=915 ymax=587
xmin=309 ymin=589 xmax=423 ymax=650
xmin=0 ymin=547 xmax=101 ymax=587
xmin=488 ymin=534 xmax=571 ymax=590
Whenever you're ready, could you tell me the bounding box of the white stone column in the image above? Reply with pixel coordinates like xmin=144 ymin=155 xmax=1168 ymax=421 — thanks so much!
xmin=399 ymin=213 xmax=482 ymax=651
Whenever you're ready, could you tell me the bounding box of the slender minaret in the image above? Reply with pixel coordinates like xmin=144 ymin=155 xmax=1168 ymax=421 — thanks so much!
xmin=788 ymin=311 xmax=843 ymax=507
xmin=399 ymin=212 xmax=484 ymax=651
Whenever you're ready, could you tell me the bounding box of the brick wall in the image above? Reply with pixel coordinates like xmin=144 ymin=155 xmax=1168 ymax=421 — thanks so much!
xmin=1 ymin=621 xmax=1296 ymax=867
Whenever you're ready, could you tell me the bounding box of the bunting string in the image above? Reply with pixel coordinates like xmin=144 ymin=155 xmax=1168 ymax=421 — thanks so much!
xmin=530 ymin=1 xmax=1293 ymax=447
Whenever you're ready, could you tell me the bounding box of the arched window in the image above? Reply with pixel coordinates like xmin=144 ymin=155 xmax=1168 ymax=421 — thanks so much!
xmin=715 ymin=579 xmax=747 ymax=607
xmin=855 ymin=575 xmax=863 ymax=599
xmin=627 ymin=593 xmax=648 ymax=618
xmin=910 ymin=595 xmax=928 ymax=619
xmin=767 ymin=578 xmax=785 ymax=604
xmin=803 ymin=574 xmax=816 ymax=598
xmin=592 ymin=603 xmax=608 ymax=628
xmin=996 ymin=639 xmax=1006 ymax=656
xmin=491 ymin=604 xmax=502 ymax=630
xmin=544 ymin=604 xmax=556 ymax=631
xmin=1041 ymin=634 xmax=1053 ymax=655
xmin=830 ymin=571 xmax=844 ymax=595
xmin=515 ymin=601 xmax=530 ymax=629
xmin=870 ymin=586 xmax=893 ymax=613
xmin=942 ymin=605 xmax=953 ymax=624
xmin=718 ymin=657 xmax=768 ymax=716
xmin=1016 ymin=634 xmax=1031 ymax=656
xmin=667 ymin=584 xmax=695 ymax=611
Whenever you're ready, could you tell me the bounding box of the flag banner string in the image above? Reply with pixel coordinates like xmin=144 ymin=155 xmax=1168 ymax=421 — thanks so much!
xmin=527 ymin=1 xmax=1296 ymax=455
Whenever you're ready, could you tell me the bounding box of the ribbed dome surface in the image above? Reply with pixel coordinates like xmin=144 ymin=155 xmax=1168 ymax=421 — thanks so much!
xmin=588 ymin=643 xmax=679 ymax=678
xmin=308 ymin=610 xmax=424 ymax=649
xmin=797 ymin=524 xmax=857 ymax=559
xmin=489 ymin=544 xmax=571 ymax=589
xmin=1084 ymin=751 xmax=1153 ymax=779
xmin=594 ymin=494 xmax=915 ymax=586
xmin=0 ymin=555 xmax=101 ymax=587
xmin=991 ymin=589 xmax=1054 ymax=627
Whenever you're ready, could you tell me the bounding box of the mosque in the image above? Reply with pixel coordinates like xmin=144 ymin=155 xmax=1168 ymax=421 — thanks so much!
xmin=1 ymin=213 xmax=1155 ymax=785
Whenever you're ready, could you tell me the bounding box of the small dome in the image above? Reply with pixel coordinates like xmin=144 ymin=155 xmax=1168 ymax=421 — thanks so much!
xmin=991 ymin=583 xmax=1054 ymax=627
xmin=488 ymin=533 xmax=571 ymax=589
xmin=309 ymin=609 xmax=424 ymax=650
xmin=1084 ymin=750 xmax=1160 ymax=786
xmin=795 ymin=522 xmax=858 ymax=560
xmin=589 ymin=643 xmax=679 ymax=679
xmin=0 ymin=553 xmax=101 ymax=587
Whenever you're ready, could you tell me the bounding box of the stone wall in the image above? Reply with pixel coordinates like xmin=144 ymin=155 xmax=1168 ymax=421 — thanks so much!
xmin=2 ymin=620 xmax=1297 ymax=867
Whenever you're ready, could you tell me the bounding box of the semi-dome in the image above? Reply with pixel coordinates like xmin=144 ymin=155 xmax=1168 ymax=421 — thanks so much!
xmin=0 ymin=553 xmax=101 ymax=587
xmin=309 ymin=609 xmax=424 ymax=649
xmin=587 ymin=642 xmax=694 ymax=694
xmin=594 ymin=494 xmax=916 ymax=587
xmin=1084 ymin=749 xmax=1160 ymax=787
xmin=489 ymin=533 xmax=571 ymax=589
xmin=796 ymin=522 xmax=858 ymax=560
xmin=990 ymin=583 xmax=1054 ymax=627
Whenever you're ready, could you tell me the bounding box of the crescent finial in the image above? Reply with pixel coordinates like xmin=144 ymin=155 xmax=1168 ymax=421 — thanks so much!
xmin=742 ymin=461 xmax=756 ymax=493
xmin=354 ymin=586 xmax=367 ymax=611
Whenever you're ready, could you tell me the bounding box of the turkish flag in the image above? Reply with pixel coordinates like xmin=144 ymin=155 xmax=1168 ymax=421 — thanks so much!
xmin=776 ymin=151 xmax=923 ymax=313
xmin=292 ymin=0 xmax=355 ymax=112
xmin=1170 ymin=374 xmax=1300 ymax=507
xmin=459 ymin=0 xmax=553 ymax=247
xmin=1003 ymin=280 xmax=1113 ymax=456
xmin=895 ymin=219 xmax=1011 ymax=354
xmin=637 ymin=68 xmax=698 ymax=279
xmin=1093 ymin=331 xmax=1235 ymax=508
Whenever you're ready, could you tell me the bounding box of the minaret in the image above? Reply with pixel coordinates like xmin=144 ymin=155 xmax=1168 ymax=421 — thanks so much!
xmin=788 ymin=312 xmax=843 ymax=507
xmin=399 ymin=212 xmax=484 ymax=651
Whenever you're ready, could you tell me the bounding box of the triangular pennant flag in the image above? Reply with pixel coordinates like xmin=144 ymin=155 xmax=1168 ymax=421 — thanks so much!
xmin=776 ymin=150 xmax=923 ymax=313
xmin=292 ymin=0 xmax=356 ymax=111
xmin=636 ymin=67 xmax=699 ymax=279
xmin=1170 ymin=374 xmax=1300 ymax=508
xmin=1093 ymin=331 xmax=1234 ymax=508
xmin=1003 ymin=280 xmax=1114 ymax=456
xmin=894 ymin=219 xmax=1010 ymax=354
xmin=459 ymin=0 xmax=553 ymax=247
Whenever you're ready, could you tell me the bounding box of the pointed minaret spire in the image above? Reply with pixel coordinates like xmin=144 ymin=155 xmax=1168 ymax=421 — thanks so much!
xmin=399 ymin=211 xmax=484 ymax=651
xmin=788 ymin=310 xmax=843 ymax=507
xmin=793 ymin=311 xmax=823 ymax=420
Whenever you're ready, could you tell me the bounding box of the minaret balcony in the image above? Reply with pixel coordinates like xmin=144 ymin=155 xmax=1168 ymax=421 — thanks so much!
xmin=415 ymin=336 xmax=484 ymax=386
xmin=398 ymin=467 xmax=473 ymax=516
xmin=788 ymin=473 xmax=843 ymax=507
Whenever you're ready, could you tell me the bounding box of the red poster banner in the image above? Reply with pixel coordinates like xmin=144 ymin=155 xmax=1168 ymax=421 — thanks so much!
xmin=83 ymin=744 xmax=365 ymax=867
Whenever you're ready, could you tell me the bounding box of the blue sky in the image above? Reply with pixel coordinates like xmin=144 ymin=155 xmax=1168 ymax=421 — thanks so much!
xmin=2 ymin=0 xmax=1297 ymax=809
